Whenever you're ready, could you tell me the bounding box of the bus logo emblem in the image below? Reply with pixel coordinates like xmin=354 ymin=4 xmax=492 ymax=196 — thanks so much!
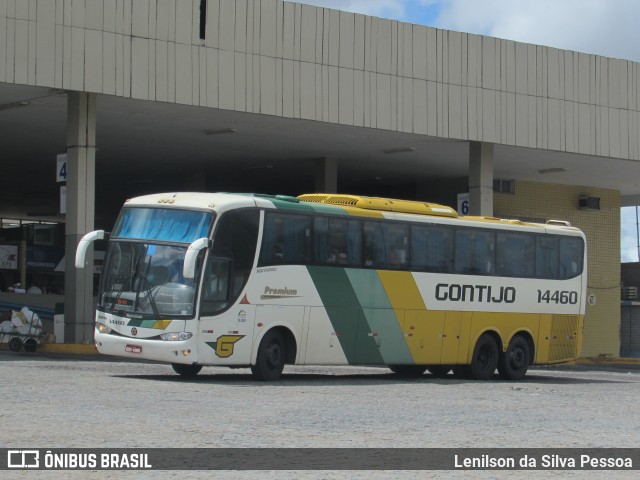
xmin=131 ymin=327 xmax=138 ymax=336
xmin=207 ymin=335 xmax=245 ymax=358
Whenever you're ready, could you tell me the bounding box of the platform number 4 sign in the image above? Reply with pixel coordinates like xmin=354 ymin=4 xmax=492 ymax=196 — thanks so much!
xmin=56 ymin=153 xmax=67 ymax=183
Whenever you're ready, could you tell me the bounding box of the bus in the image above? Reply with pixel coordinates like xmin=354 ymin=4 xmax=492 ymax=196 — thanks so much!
xmin=76 ymin=192 xmax=586 ymax=381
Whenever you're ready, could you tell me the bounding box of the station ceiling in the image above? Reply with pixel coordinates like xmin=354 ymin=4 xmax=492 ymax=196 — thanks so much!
xmin=1 ymin=82 xmax=639 ymax=230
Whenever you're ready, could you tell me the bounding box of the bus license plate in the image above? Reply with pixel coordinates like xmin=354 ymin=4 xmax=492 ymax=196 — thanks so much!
xmin=125 ymin=344 xmax=142 ymax=354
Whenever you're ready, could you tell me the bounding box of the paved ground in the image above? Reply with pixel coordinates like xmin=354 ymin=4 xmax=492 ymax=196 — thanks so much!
xmin=1 ymin=352 xmax=639 ymax=479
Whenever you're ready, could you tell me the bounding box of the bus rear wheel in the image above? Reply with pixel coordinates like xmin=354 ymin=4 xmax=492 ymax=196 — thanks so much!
xmin=389 ymin=365 xmax=427 ymax=377
xmin=251 ymin=330 xmax=286 ymax=381
xmin=498 ymin=335 xmax=530 ymax=380
xmin=469 ymin=334 xmax=498 ymax=380
xmin=171 ymin=363 xmax=203 ymax=377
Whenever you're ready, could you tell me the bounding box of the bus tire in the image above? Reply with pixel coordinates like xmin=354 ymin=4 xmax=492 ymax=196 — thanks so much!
xmin=498 ymin=335 xmax=530 ymax=380
xmin=171 ymin=363 xmax=203 ymax=377
xmin=469 ymin=334 xmax=498 ymax=380
xmin=251 ymin=330 xmax=286 ymax=381
xmin=389 ymin=365 xmax=427 ymax=377
xmin=427 ymin=366 xmax=451 ymax=378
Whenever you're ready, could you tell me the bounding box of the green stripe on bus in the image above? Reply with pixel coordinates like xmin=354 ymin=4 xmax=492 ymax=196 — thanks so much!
xmin=345 ymin=269 xmax=414 ymax=365
xmin=307 ymin=266 xmax=383 ymax=365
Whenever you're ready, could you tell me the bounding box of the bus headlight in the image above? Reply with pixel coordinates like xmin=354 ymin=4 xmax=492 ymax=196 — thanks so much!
xmin=96 ymin=323 xmax=112 ymax=334
xmin=160 ymin=332 xmax=193 ymax=341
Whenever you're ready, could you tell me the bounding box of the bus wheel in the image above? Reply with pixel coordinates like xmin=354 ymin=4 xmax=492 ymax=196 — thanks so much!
xmin=427 ymin=366 xmax=451 ymax=378
xmin=389 ymin=365 xmax=427 ymax=377
xmin=498 ymin=335 xmax=530 ymax=380
xmin=469 ymin=334 xmax=498 ymax=380
xmin=171 ymin=363 xmax=203 ymax=377
xmin=251 ymin=330 xmax=286 ymax=381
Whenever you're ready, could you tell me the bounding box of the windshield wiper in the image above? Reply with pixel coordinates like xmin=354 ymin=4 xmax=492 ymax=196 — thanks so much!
xmin=108 ymin=249 xmax=144 ymax=312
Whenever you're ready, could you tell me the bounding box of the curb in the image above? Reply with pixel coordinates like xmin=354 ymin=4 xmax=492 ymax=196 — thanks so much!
xmin=0 ymin=343 xmax=97 ymax=355
xmin=575 ymin=356 xmax=640 ymax=366
xmin=39 ymin=344 xmax=98 ymax=355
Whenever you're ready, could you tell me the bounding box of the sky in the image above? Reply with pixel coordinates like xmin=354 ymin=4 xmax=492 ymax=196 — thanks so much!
xmin=294 ymin=0 xmax=640 ymax=262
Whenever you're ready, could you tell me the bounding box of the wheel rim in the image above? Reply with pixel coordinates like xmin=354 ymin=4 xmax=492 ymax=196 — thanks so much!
xmin=509 ymin=346 xmax=526 ymax=370
xmin=477 ymin=345 xmax=494 ymax=372
xmin=266 ymin=342 xmax=282 ymax=370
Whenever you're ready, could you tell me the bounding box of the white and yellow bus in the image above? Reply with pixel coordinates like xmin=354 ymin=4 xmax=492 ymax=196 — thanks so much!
xmin=76 ymin=192 xmax=586 ymax=381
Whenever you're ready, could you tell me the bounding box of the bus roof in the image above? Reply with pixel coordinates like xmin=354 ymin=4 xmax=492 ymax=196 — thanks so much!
xmin=122 ymin=192 xmax=582 ymax=235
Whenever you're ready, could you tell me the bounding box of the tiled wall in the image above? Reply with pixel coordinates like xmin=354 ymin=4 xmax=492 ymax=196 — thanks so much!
xmin=1 ymin=0 xmax=639 ymax=160
xmin=495 ymin=180 xmax=621 ymax=357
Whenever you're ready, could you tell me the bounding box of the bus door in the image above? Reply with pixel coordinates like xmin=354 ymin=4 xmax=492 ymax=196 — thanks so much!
xmin=196 ymin=255 xmax=257 ymax=365
xmin=196 ymin=209 xmax=260 ymax=365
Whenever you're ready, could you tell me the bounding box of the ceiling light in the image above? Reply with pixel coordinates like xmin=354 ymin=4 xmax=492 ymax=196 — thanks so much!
xmin=203 ymin=128 xmax=237 ymax=135
xmin=382 ymin=147 xmax=415 ymax=154
xmin=538 ymin=167 xmax=566 ymax=174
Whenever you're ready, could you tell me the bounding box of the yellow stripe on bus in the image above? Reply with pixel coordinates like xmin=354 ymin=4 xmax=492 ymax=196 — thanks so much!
xmin=152 ymin=320 xmax=172 ymax=330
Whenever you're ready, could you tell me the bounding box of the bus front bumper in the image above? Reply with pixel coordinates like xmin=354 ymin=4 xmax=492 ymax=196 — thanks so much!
xmin=94 ymin=330 xmax=197 ymax=364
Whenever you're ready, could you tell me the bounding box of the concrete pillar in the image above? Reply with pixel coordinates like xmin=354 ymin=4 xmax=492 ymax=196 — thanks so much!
xmin=468 ymin=141 xmax=494 ymax=216
xmin=64 ymin=92 xmax=97 ymax=343
xmin=314 ymin=157 xmax=338 ymax=193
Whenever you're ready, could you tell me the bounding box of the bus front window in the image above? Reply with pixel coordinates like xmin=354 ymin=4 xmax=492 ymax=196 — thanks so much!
xmin=100 ymin=242 xmax=198 ymax=317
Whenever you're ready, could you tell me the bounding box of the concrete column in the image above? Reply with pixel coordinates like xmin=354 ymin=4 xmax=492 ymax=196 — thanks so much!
xmin=468 ymin=141 xmax=494 ymax=216
xmin=314 ymin=157 xmax=338 ymax=193
xmin=64 ymin=92 xmax=97 ymax=343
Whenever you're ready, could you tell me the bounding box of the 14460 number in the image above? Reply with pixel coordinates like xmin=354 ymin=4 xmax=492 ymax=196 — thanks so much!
xmin=537 ymin=290 xmax=578 ymax=304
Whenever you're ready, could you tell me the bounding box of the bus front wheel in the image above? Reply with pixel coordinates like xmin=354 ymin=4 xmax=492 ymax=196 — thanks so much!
xmin=171 ymin=363 xmax=203 ymax=377
xmin=498 ymin=335 xmax=530 ymax=380
xmin=469 ymin=334 xmax=498 ymax=380
xmin=251 ymin=330 xmax=286 ymax=381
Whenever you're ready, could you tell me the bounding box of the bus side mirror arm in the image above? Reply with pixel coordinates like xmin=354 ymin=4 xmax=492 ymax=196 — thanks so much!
xmin=183 ymin=237 xmax=210 ymax=279
xmin=75 ymin=230 xmax=106 ymax=268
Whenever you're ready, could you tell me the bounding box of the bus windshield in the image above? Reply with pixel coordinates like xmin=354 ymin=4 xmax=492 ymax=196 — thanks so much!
xmin=99 ymin=242 xmax=199 ymax=317
xmin=112 ymin=207 xmax=212 ymax=243
xmin=97 ymin=207 xmax=214 ymax=318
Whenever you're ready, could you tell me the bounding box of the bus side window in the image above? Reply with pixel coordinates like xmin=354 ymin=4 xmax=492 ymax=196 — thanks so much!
xmin=496 ymin=232 xmax=534 ymax=277
xmin=314 ymin=217 xmax=358 ymax=266
xmin=559 ymin=237 xmax=583 ymax=279
xmin=535 ymin=236 xmax=559 ymax=279
xmin=411 ymin=225 xmax=428 ymax=271
xmin=455 ymin=229 xmax=495 ymax=275
xmin=363 ymin=221 xmax=385 ymax=267
xmin=201 ymin=210 xmax=259 ymax=315
xmin=381 ymin=223 xmax=408 ymax=269
xmin=259 ymin=213 xmax=311 ymax=266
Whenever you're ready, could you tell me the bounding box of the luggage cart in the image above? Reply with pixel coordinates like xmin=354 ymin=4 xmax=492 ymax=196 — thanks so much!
xmin=0 ymin=310 xmax=44 ymax=353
